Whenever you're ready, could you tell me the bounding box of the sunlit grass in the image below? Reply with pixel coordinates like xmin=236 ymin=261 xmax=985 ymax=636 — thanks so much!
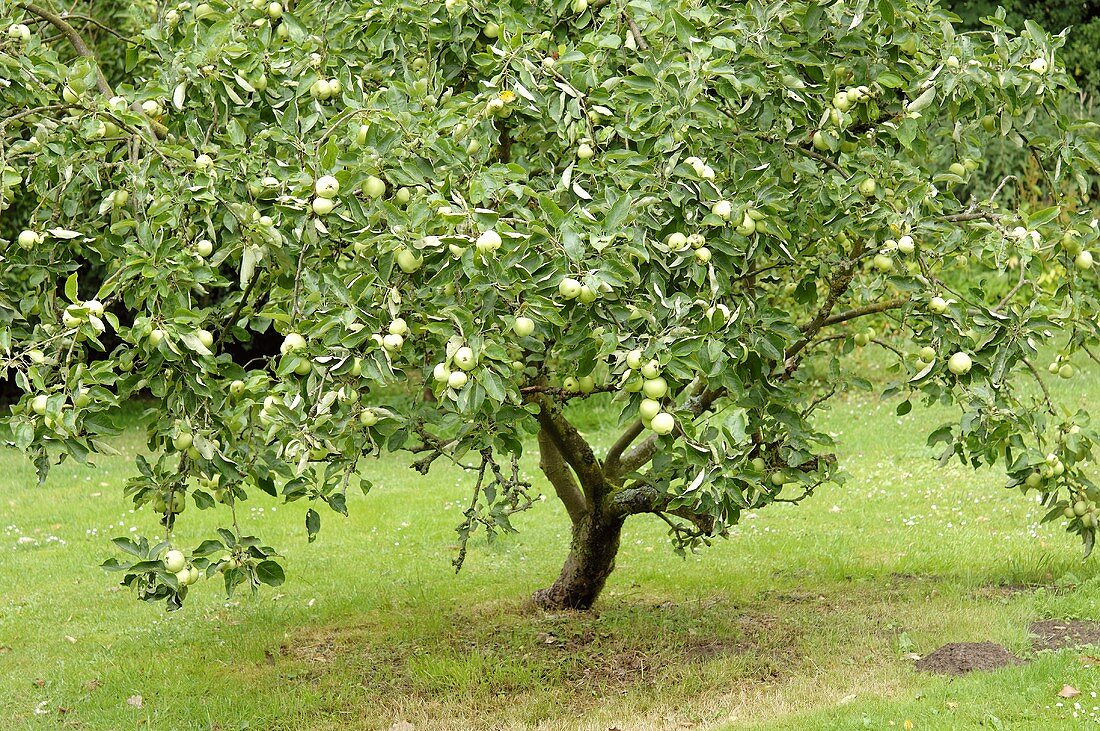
xmin=1 ymin=349 xmax=1099 ymax=729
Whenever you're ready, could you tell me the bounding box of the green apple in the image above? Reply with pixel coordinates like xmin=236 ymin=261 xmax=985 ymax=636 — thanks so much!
xmin=948 ymin=162 xmax=967 ymax=176
xmin=433 ymin=363 xmax=451 ymax=383
xmin=695 ymin=247 xmax=712 ymax=264
xmin=173 ymin=431 xmax=193 ymax=451
xmin=639 ymin=398 xmax=661 ymax=421
xmin=578 ymin=286 xmax=597 ymax=304
xmin=947 ymin=352 xmax=972 ymax=375
xmin=643 ymin=377 xmax=668 ymax=399
xmin=448 ymin=370 xmax=468 ymax=389
xmin=1059 ymin=363 xmax=1075 ymax=379
xmin=735 ymin=213 xmax=756 ymax=236
xmin=918 ymin=346 xmax=936 ymax=362
xmin=558 ymin=277 xmax=582 ymax=299
xmin=625 ymin=349 xmax=644 ymax=370
xmin=312 ymin=197 xmax=335 ymax=215
xmin=164 ymin=549 xmax=186 ymax=573
xmin=897 ymin=235 xmax=915 ymax=254
xmin=315 ymin=175 xmax=340 ymax=199
xmin=359 ymin=408 xmax=378 ymax=426
xmin=229 ymin=379 xmax=245 ymax=397
xmin=148 ymin=328 xmax=165 ymax=346
xmin=873 ymin=254 xmax=894 ymax=272
xmin=363 ymin=175 xmax=386 ymax=198
xmin=17 ymin=230 xmax=38 ymax=249
xmin=476 ymin=229 xmax=502 ymax=253
xmin=858 ymin=178 xmax=876 ymax=196
xmin=1029 ymin=57 xmax=1048 ymax=74
xmin=483 ymin=21 xmax=500 ymax=38
xmin=650 ymin=411 xmax=675 ymax=435
xmin=513 ymin=317 xmax=535 ymax=337
xmin=711 ymin=200 xmax=732 ymax=220
xmin=267 ymin=2 xmax=283 ymax=19
xmin=382 ymin=333 xmax=403 ymax=352
xmin=31 ymin=394 xmax=48 ymax=415
xmin=388 ymin=318 xmax=408 ymax=336
xmin=667 ymin=232 xmax=688 ymax=250
xmin=563 ymin=376 xmax=579 ymax=392
xmin=196 ymin=329 xmax=214 ymax=349
xmin=454 ymin=346 xmax=477 ymax=370
xmin=853 ymin=331 xmax=870 ymax=347
xmin=577 ymin=143 xmax=593 ymax=160
xmin=571 ymin=0 xmax=588 ymax=13
xmin=577 ymin=375 xmax=595 ymax=393
xmin=1075 ymin=250 xmax=1093 ymax=270
xmin=195 ymin=239 xmax=213 ymax=257
xmin=311 ymin=79 xmax=332 ymax=100
xmin=7 ymin=23 xmax=30 ymax=41
xmin=928 ymin=296 xmax=948 ymax=314
xmin=395 ymin=187 xmax=411 ymax=205
xmin=640 ymin=359 xmax=661 ymax=379
xmin=396 ymin=249 xmax=422 ymax=273
xmin=281 ymin=332 xmax=306 ymax=353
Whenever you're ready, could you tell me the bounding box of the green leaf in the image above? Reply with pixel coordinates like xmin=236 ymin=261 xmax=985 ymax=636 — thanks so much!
xmin=256 ymin=560 xmax=285 ymax=587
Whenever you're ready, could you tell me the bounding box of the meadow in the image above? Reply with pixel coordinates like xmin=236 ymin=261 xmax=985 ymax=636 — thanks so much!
xmin=3 ymin=350 xmax=1100 ymax=730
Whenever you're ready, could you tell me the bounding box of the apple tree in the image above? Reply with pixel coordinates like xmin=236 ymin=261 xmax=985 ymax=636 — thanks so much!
xmin=2 ymin=0 xmax=1100 ymax=611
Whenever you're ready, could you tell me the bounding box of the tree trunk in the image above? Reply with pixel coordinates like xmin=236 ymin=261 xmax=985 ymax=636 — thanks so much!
xmin=533 ymin=512 xmax=624 ymax=611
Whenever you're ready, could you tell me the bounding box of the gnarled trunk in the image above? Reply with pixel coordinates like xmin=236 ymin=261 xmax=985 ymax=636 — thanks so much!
xmin=533 ymin=512 xmax=624 ymax=610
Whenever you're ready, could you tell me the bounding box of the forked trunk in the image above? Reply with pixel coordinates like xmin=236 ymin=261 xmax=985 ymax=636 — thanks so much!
xmin=533 ymin=513 xmax=624 ymax=611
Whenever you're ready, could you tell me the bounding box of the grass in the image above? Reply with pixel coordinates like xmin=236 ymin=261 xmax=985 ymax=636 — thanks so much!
xmin=3 ymin=351 xmax=1100 ymax=729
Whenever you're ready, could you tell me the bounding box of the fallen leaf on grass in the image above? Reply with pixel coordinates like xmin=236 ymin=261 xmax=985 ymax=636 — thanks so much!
xmin=1058 ymin=684 xmax=1081 ymax=698
xmin=389 ymin=723 xmax=414 ymax=731
xmin=64 ymin=636 xmax=77 ymax=644
xmin=1080 ymin=655 xmax=1100 ymax=667
xmin=83 ymin=679 xmax=101 ymax=692
xmin=126 ymin=695 xmax=143 ymax=708
xmin=33 ymin=678 xmax=45 ymax=687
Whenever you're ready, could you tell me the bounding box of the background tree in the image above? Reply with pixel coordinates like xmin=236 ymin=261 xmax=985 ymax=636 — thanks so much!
xmin=2 ymin=0 xmax=1099 ymax=611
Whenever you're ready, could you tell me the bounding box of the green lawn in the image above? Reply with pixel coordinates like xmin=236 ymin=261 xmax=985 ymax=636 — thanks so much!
xmin=3 ymin=353 xmax=1100 ymax=730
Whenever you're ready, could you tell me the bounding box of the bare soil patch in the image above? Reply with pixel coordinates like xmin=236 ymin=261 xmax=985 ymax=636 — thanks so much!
xmin=1030 ymin=620 xmax=1100 ymax=651
xmin=914 ymin=642 xmax=1023 ymax=676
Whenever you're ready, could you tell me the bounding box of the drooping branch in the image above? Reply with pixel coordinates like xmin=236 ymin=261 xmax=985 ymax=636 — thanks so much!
xmin=20 ymin=4 xmax=113 ymax=96
xmin=537 ymin=428 xmax=588 ymax=524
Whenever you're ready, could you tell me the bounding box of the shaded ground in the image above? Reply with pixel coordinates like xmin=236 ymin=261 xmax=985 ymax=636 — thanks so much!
xmin=914 ymin=643 xmax=1024 ymax=676
xmin=1030 ymin=620 xmax=1100 ymax=651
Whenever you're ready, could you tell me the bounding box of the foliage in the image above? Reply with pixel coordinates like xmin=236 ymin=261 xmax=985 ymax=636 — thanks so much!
xmin=2 ymin=0 xmax=1100 ymax=610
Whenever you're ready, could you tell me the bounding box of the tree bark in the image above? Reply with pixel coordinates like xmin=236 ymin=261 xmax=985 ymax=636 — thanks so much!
xmin=533 ymin=512 xmax=624 ymax=611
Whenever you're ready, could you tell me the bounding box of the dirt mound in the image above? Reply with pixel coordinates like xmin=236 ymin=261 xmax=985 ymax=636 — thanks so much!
xmin=1030 ymin=620 xmax=1100 ymax=651
xmin=914 ymin=642 xmax=1023 ymax=676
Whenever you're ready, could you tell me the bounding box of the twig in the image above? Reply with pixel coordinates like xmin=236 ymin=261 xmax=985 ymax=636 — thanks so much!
xmin=1022 ymin=358 xmax=1056 ymax=415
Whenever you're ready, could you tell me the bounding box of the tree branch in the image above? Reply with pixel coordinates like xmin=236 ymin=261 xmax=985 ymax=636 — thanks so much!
xmin=20 ymin=4 xmax=112 ymax=96
xmin=604 ymin=419 xmax=645 ymax=478
xmin=784 ymin=240 xmax=867 ymax=367
xmin=808 ymin=296 xmax=909 ymax=331
xmin=537 ymin=428 xmax=589 ymax=524
xmin=612 ymin=387 xmax=725 ymax=478
xmin=796 ymin=145 xmax=847 ymax=177
xmin=528 ymin=392 xmax=609 ymax=502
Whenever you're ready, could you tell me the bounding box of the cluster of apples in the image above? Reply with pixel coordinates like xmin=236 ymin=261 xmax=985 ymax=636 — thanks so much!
xmin=622 ymin=351 xmax=675 ymax=435
xmin=163 ymin=549 xmax=201 ymax=587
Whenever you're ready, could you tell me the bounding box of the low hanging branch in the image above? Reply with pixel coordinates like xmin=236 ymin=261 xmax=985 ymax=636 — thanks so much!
xmin=19 ymin=4 xmax=113 ymax=96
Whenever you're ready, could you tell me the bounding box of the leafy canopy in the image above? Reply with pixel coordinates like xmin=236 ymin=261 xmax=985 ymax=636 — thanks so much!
xmin=2 ymin=0 xmax=1099 ymax=609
